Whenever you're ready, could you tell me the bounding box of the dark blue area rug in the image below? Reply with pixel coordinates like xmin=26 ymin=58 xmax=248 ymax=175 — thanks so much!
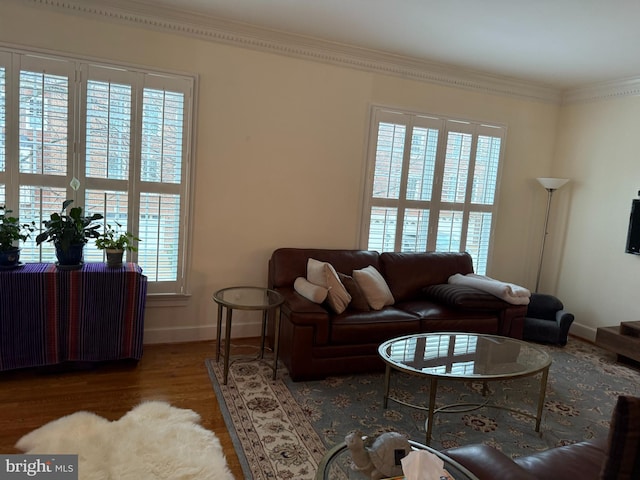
xmin=207 ymin=338 xmax=640 ymax=479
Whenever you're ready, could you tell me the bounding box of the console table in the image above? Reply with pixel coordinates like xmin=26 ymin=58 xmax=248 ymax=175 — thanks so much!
xmin=596 ymin=321 xmax=640 ymax=364
xmin=0 ymin=262 xmax=147 ymax=371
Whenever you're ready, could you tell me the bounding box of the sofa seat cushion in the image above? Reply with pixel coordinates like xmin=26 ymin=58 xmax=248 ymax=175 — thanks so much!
xmin=330 ymin=308 xmax=420 ymax=345
xmin=423 ymin=284 xmax=510 ymax=310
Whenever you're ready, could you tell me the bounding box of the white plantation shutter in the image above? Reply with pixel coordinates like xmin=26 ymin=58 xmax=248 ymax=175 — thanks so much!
xmin=81 ymin=66 xmax=135 ymax=265
xmin=84 ymin=77 xmax=132 ymax=181
xmin=138 ymin=192 xmax=181 ymax=283
xmin=362 ymin=107 xmax=505 ymax=275
xmin=20 ymin=186 xmax=68 ymax=262
xmin=12 ymin=56 xmax=75 ymax=263
xmin=0 ymin=47 xmax=194 ymax=295
xmin=141 ymin=88 xmax=184 ymax=184
xmin=137 ymin=77 xmax=190 ymax=291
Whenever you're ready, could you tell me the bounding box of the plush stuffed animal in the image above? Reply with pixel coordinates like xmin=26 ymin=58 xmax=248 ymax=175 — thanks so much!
xmin=345 ymin=430 xmax=411 ymax=480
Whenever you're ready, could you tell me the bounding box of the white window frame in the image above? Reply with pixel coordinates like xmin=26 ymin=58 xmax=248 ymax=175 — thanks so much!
xmin=0 ymin=46 xmax=196 ymax=297
xmin=360 ymin=106 xmax=506 ymax=275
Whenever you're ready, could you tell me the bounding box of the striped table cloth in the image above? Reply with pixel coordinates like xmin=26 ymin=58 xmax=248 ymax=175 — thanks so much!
xmin=0 ymin=262 xmax=147 ymax=371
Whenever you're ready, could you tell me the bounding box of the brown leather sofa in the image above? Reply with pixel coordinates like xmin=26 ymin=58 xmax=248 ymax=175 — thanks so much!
xmin=443 ymin=394 xmax=640 ymax=480
xmin=267 ymin=248 xmax=528 ymax=381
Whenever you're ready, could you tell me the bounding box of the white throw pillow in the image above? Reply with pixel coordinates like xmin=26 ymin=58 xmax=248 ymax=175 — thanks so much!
xmin=306 ymin=258 xmax=327 ymax=287
xmin=352 ymin=265 xmax=395 ymax=310
xmin=306 ymin=258 xmax=351 ymax=314
xmin=294 ymin=277 xmax=328 ymax=304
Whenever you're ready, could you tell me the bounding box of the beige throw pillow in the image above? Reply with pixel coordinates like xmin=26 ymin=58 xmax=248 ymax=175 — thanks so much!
xmin=294 ymin=277 xmax=328 ymax=304
xmin=352 ymin=265 xmax=394 ymax=310
xmin=307 ymin=258 xmax=351 ymax=314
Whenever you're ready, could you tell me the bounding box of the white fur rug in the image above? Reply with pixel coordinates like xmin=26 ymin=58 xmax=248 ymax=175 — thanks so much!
xmin=15 ymin=401 xmax=234 ymax=480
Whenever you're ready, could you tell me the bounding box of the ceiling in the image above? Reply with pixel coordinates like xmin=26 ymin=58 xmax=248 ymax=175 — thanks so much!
xmin=122 ymin=0 xmax=640 ymax=90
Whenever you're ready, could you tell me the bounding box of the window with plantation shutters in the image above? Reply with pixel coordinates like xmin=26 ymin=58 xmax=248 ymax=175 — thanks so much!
xmin=362 ymin=107 xmax=505 ymax=275
xmin=0 ymin=47 xmax=194 ymax=296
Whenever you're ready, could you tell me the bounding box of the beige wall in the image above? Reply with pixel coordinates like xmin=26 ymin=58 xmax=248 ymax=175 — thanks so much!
xmin=553 ymin=96 xmax=640 ymax=340
xmin=2 ymin=3 xmax=563 ymax=342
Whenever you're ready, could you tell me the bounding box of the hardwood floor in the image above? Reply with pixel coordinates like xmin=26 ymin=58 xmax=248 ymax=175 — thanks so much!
xmin=0 ymin=339 xmax=258 ymax=479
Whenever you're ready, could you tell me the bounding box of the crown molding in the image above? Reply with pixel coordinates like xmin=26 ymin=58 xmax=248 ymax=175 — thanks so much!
xmin=19 ymin=0 xmax=564 ymax=104
xmin=562 ymin=77 xmax=640 ymax=104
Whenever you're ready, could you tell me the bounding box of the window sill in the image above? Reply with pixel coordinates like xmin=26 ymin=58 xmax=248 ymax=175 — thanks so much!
xmin=146 ymin=293 xmax=192 ymax=308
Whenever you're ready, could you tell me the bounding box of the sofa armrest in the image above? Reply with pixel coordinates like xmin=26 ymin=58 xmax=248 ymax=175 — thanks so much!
xmin=556 ymin=310 xmax=575 ymax=328
xmin=443 ymin=444 xmax=538 ymax=480
xmin=278 ymin=288 xmax=328 ymax=317
xmin=527 ymin=293 xmax=564 ymax=320
xmin=275 ymin=287 xmax=331 ymax=345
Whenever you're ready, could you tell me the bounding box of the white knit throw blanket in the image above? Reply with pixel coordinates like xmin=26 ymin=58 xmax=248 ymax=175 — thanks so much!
xmin=448 ymin=273 xmax=531 ymax=305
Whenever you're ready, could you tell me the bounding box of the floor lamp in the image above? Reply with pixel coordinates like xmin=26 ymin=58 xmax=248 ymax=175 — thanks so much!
xmin=535 ymin=177 xmax=569 ymax=292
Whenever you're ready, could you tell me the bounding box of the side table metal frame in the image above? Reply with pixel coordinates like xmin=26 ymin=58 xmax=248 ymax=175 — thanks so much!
xmin=213 ymin=286 xmax=284 ymax=385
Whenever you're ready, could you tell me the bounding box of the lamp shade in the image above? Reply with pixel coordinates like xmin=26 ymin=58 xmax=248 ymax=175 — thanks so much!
xmin=537 ymin=177 xmax=569 ymax=190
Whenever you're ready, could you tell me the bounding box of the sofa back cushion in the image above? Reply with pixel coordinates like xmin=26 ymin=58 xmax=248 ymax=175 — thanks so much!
xmin=269 ymin=248 xmax=380 ymax=289
xmin=380 ymin=252 xmax=474 ymax=303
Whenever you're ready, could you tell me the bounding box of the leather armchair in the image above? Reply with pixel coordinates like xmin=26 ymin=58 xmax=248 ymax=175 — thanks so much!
xmin=444 ymin=438 xmax=607 ymax=480
xmin=523 ymin=292 xmax=574 ymax=345
xmin=443 ymin=395 xmax=640 ymax=480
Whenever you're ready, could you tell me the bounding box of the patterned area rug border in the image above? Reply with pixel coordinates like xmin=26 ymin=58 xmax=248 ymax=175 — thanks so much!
xmin=207 ymin=358 xmax=325 ymax=479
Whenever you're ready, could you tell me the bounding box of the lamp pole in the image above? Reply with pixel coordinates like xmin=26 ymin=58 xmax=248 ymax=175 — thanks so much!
xmin=535 ymin=188 xmax=554 ymax=293
xmin=535 ymin=177 xmax=569 ymax=293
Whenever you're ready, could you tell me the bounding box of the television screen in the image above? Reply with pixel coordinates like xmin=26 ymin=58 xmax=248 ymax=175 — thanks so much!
xmin=626 ymin=199 xmax=640 ymax=254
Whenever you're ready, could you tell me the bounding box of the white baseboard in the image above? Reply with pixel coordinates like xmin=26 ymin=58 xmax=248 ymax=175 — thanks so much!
xmin=569 ymin=322 xmax=597 ymax=343
xmin=143 ymin=320 xmax=262 ymax=344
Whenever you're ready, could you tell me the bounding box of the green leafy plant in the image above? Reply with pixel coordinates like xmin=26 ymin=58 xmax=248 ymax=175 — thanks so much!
xmin=95 ymin=222 xmax=140 ymax=252
xmin=0 ymin=206 xmax=35 ymax=252
xmin=35 ymin=199 xmax=103 ymax=252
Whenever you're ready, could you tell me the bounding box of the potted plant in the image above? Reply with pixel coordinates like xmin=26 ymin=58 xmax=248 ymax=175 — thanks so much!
xmin=35 ymin=199 xmax=103 ymax=268
xmin=0 ymin=206 xmax=35 ymax=268
xmin=95 ymin=222 xmax=140 ymax=267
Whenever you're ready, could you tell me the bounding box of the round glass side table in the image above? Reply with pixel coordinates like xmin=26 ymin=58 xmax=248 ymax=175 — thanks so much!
xmin=212 ymin=286 xmax=284 ymax=385
xmin=315 ymin=439 xmax=479 ymax=480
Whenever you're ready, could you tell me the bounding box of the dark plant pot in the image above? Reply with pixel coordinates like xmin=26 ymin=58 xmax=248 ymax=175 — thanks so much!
xmin=105 ymin=249 xmax=124 ymax=267
xmin=0 ymin=247 xmax=20 ymax=267
xmin=55 ymin=243 xmax=84 ymax=266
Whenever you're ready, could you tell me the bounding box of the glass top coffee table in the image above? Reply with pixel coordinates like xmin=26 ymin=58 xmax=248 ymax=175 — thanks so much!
xmin=315 ymin=439 xmax=479 ymax=480
xmin=378 ymin=332 xmax=552 ymax=445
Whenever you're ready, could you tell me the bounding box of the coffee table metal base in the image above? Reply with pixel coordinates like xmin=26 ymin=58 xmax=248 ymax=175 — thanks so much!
xmin=379 ymin=333 xmax=552 ymax=446
xmin=383 ymin=363 xmax=550 ymax=445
